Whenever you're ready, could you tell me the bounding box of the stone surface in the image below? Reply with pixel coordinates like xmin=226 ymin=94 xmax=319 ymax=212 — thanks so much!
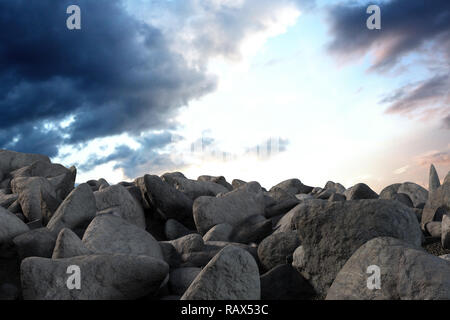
xmin=426 ymin=221 xmax=442 ymax=238
xmin=21 ymin=254 xmax=169 ymax=300
xmin=52 ymin=228 xmax=92 ymax=259
xmin=181 ymin=246 xmax=260 ymax=300
xmin=169 ymin=267 xmax=201 ymax=296
xmin=13 ymin=228 xmax=57 ymax=260
xmin=442 ymin=214 xmax=450 ymax=249
xmin=422 ymin=182 xmax=450 ymax=228
xmin=47 ymin=183 xmax=96 ymax=234
xmin=11 ymin=176 xmax=60 ymax=223
xmin=0 ymin=206 xmax=29 ymax=243
xmin=398 ymin=182 xmax=429 ymax=208
xmin=344 ymin=183 xmax=378 ymax=200
xmin=0 ymin=150 xmax=50 ymax=176
xmin=326 ymin=237 xmax=450 ymax=300
xmin=292 ymin=199 xmax=422 ymax=296
xmin=198 ymin=175 xmax=233 ymax=191
xmin=202 ymin=223 xmax=233 ymax=242
xmin=136 ymin=175 xmax=193 ymax=226
xmin=193 ymin=182 xmax=265 ymax=235
xmin=257 ymin=231 xmax=301 ymax=271
xmin=162 ymin=173 xmax=229 ymax=200
xmin=82 ymin=214 xmax=163 ymax=261
xmin=229 ymin=215 xmax=273 ymax=244
xmin=269 ymin=179 xmax=313 ymax=196
xmin=164 ymin=219 xmax=195 ymax=241
xmin=94 ymin=184 xmax=145 ymax=229
xmin=165 ymin=233 xmax=204 ymax=255
xmin=260 ymin=264 xmax=315 ymax=300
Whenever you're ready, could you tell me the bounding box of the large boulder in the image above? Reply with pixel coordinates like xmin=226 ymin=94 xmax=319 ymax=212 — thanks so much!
xmin=0 ymin=150 xmax=49 ymax=176
xmin=11 ymin=160 xmax=76 ymax=201
xmin=135 ymin=175 xmax=193 ymax=226
xmin=169 ymin=267 xmax=201 ymax=296
xmin=229 ymin=215 xmax=273 ymax=244
xmin=198 ymin=175 xmax=233 ymax=191
xmin=162 ymin=172 xmax=229 ymax=200
xmin=0 ymin=206 xmax=29 ymax=243
xmin=193 ymin=182 xmax=265 ymax=235
xmin=0 ymin=191 xmax=18 ymax=209
xmin=344 ymin=183 xmax=378 ymax=200
xmin=181 ymin=245 xmax=260 ymax=300
xmin=379 ymin=184 xmax=401 ymax=200
xmin=326 ymin=237 xmax=450 ymax=300
xmin=397 ymin=182 xmax=428 ymax=208
xmin=260 ymin=264 xmax=315 ymax=300
xmin=422 ymin=182 xmax=450 ymax=228
xmin=202 ymin=223 xmax=233 ymax=242
xmin=164 ymin=219 xmax=195 ymax=241
xmin=47 ymin=183 xmax=96 ymax=234
xmin=324 ymin=181 xmax=346 ymax=194
xmin=11 ymin=176 xmax=60 ymax=223
xmin=21 ymin=254 xmax=169 ymax=300
xmin=442 ymin=214 xmax=450 ymax=249
xmin=269 ymin=179 xmax=313 ymax=195
xmin=13 ymin=228 xmax=57 ymax=260
xmin=94 ymin=184 xmax=145 ymax=229
xmin=82 ymin=214 xmax=163 ymax=261
xmin=164 ymin=234 xmax=204 ymax=255
xmin=257 ymin=231 xmax=301 ymax=271
xmin=52 ymin=228 xmax=92 ymax=259
xmin=292 ymin=199 xmax=422 ymax=296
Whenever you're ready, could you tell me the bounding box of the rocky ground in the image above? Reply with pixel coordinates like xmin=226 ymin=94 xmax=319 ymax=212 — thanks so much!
xmin=0 ymin=149 xmax=449 ymax=300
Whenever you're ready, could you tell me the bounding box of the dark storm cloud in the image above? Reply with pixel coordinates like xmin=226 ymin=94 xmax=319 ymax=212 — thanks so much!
xmin=0 ymin=0 xmax=216 ymax=157
xmin=326 ymin=0 xmax=450 ymax=129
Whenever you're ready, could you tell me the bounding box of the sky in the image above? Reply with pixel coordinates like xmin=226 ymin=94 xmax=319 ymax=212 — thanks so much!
xmin=0 ymin=0 xmax=449 ymax=192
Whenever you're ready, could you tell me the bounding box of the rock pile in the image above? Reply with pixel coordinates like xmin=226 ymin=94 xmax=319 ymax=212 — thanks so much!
xmin=0 ymin=149 xmax=449 ymax=300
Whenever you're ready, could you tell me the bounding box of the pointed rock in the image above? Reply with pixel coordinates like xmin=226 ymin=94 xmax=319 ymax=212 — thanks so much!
xmin=429 ymin=164 xmax=441 ymax=193
xmin=52 ymin=228 xmax=92 ymax=259
xmin=47 ymin=183 xmax=96 ymax=234
xmin=181 ymin=245 xmax=260 ymax=300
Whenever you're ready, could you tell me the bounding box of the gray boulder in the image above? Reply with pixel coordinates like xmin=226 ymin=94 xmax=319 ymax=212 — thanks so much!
xmin=164 ymin=219 xmax=195 ymax=241
xmin=52 ymin=228 xmax=92 ymax=259
xmin=193 ymin=182 xmax=265 ymax=235
xmin=422 ymin=182 xmax=450 ymax=228
xmin=162 ymin=173 xmax=229 ymax=200
xmin=198 ymin=175 xmax=233 ymax=191
xmin=260 ymin=264 xmax=315 ymax=300
xmin=425 ymin=221 xmax=442 ymax=238
xmin=257 ymin=231 xmax=301 ymax=271
xmin=0 ymin=206 xmax=29 ymax=243
xmin=21 ymin=254 xmax=169 ymax=300
xmin=11 ymin=176 xmax=60 ymax=223
xmin=0 ymin=150 xmax=49 ymax=175
xmin=94 ymin=184 xmax=145 ymax=229
xmin=82 ymin=214 xmax=163 ymax=261
xmin=47 ymin=183 xmax=96 ymax=234
xmin=232 ymin=179 xmax=247 ymax=189
xmin=292 ymin=199 xmax=422 ymax=296
xmin=165 ymin=234 xmax=204 ymax=255
xmin=379 ymin=183 xmax=401 ymax=200
xmin=0 ymin=191 xmax=18 ymax=209
xmin=326 ymin=237 xmax=450 ymax=300
xmin=13 ymin=228 xmax=57 ymax=260
xmin=181 ymin=245 xmax=260 ymax=300
xmin=202 ymin=223 xmax=233 ymax=242
xmin=229 ymin=215 xmax=273 ymax=244
xmin=135 ymin=175 xmax=193 ymax=226
xmin=442 ymin=214 xmax=450 ymax=249
xmin=169 ymin=267 xmax=201 ymax=296
xmin=324 ymin=181 xmax=346 ymax=194
xmin=269 ymin=179 xmax=313 ymax=195
xmin=344 ymin=183 xmax=378 ymax=200
xmin=398 ymin=182 xmax=428 ymax=208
